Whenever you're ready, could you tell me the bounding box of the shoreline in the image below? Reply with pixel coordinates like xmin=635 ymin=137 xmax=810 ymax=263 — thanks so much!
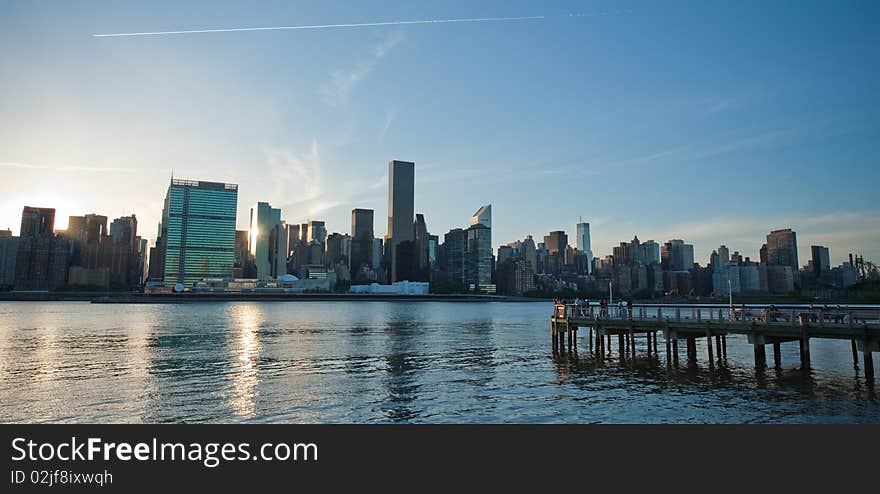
xmin=0 ymin=291 xmax=877 ymax=307
xmin=0 ymin=292 xmax=545 ymax=303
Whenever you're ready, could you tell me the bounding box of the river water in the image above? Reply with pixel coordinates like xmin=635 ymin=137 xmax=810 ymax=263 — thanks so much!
xmin=0 ymin=301 xmax=877 ymax=423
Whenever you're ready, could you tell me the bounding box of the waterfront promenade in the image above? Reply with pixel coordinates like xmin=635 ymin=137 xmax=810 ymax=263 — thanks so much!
xmin=551 ymin=303 xmax=880 ymax=381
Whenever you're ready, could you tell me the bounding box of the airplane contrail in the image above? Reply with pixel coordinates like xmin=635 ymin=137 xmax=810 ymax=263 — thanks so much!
xmin=92 ymin=15 xmax=548 ymax=38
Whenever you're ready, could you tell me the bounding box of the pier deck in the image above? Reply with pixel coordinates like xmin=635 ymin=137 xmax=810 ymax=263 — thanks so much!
xmin=550 ymin=304 xmax=880 ymax=380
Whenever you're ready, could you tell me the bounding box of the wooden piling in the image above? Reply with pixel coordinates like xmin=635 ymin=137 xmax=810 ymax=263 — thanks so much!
xmin=851 ymin=339 xmax=858 ymax=367
xmin=773 ymin=342 xmax=781 ymax=368
xmin=706 ymin=329 xmax=714 ymax=368
xmin=665 ymin=331 xmax=672 ymax=366
xmin=672 ymin=338 xmax=679 ymax=366
xmin=754 ymin=344 xmax=766 ymax=368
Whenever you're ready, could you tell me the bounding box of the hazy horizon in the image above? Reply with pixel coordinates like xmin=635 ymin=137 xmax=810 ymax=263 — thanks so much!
xmin=2 ymin=1 xmax=878 ymax=266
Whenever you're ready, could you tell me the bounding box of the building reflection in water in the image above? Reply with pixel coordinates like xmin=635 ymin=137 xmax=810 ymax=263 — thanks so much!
xmin=228 ymin=303 xmax=263 ymax=419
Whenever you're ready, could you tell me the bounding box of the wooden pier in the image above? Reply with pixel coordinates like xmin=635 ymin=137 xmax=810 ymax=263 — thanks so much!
xmin=550 ymin=304 xmax=880 ymax=381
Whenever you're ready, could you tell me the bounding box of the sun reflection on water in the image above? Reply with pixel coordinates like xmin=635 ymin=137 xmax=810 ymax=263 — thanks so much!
xmin=228 ymin=304 xmax=263 ymax=419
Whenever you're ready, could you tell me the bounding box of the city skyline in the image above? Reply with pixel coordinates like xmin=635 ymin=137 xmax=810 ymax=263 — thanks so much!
xmin=2 ymin=1 xmax=879 ymax=265
xmin=2 ymin=166 xmax=877 ymax=270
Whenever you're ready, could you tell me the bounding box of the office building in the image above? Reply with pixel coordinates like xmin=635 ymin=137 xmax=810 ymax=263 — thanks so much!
xmin=414 ymin=213 xmax=430 ymax=281
xmin=575 ymin=221 xmax=593 ymax=273
xmin=497 ymin=256 xmax=536 ymax=296
xmin=811 ymin=245 xmax=831 ymax=275
xmin=386 ymin=160 xmax=415 ymax=282
xmin=325 ymin=233 xmax=351 ymax=267
xmin=233 ymin=230 xmax=250 ymax=278
xmin=350 ymin=208 xmax=374 ymax=274
xmin=0 ymin=229 xmax=18 ymax=289
xmin=766 ymin=229 xmax=799 ymax=271
xmin=155 ymin=178 xmax=238 ymax=287
xmin=442 ymin=228 xmax=466 ymax=285
xmin=662 ymin=239 xmax=695 ymax=272
xmin=14 ymin=207 xmax=69 ymax=291
xmin=521 ymin=235 xmax=537 ymax=273
xmin=249 ymin=202 xmax=284 ymax=280
xmin=307 ymin=220 xmax=327 ymax=245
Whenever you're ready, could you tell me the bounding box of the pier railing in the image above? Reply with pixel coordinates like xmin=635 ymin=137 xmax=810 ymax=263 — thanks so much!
xmin=550 ymin=303 xmax=880 ymax=380
xmin=553 ymin=304 xmax=880 ymax=328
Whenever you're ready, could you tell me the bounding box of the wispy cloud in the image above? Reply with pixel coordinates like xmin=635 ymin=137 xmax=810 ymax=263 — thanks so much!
xmin=263 ymin=141 xmax=323 ymax=213
xmin=323 ymin=31 xmax=404 ymax=106
xmin=604 ymin=129 xmax=796 ymax=169
xmin=261 ymin=141 xmax=387 ymax=220
xmin=0 ymin=162 xmax=135 ymax=173
xmin=379 ymin=107 xmax=397 ymax=141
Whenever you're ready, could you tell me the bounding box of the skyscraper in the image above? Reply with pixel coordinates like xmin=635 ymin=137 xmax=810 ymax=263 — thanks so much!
xmin=66 ymin=213 xmax=107 ymax=268
xmin=466 ymin=223 xmax=493 ymax=292
xmin=811 ymin=245 xmax=831 ymax=275
xmin=443 ymin=228 xmax=466 ymax=285
xmin=543 ymin=231 xmax=568 ymax=255
xmin=641 ymin=240 xmax=661 ymax=266
xmin=106 ymin=215 xmax=142 ymax=288
xmin=766 ymin=229 xmax=799 ymax=271
xmin=386 ymin=160 xmax=415 ymax=282
xmin=0 ymin=229 xmax=19 ymax=290
xmin=249 ymin=202 xmax=282 ymax=280
xmin=109 ymin=215 xmax=137 ymax=249
xmin=471 ymin=205 xmax=492 ymax=229
xmin=20 ymin=207 xmax=55 ymax=238
xmin=14 ymin=207 xmax=68 ymax=291
xmin=542 ymin=231 xmax=568 ymax=275
xmin=576 ymin=221 xmax=592 ymax=274
xmin=414 ymin=213 xmax=430 ymax=281
xmin=156 ymin=178 xmax=238 ymax=288
xmin=307 ymin=220 xmax=327 ymax=245
xmin=234 ymin=230 xmax=250 ymax=278
xmin=325 ymin=233 xmax=351 ymax=267
xmin=661 ymin=239 xmax=695 ymax=272
xmin=521 ymin=235 xmax=537 ymax=273
xmin=350 ymin=208 xmax=374 ymax=274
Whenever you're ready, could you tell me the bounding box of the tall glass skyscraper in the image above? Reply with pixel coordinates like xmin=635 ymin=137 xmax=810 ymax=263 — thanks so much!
xmin=576 ymin=221 xmax=592 ymax=274
xmin=157 ymin=178 xmax=238 ymax=287
xmin=249 ymin=201 xmax=282 ymax=280
xmin=350 ymin=208 xmax=374 ymax=274
xmin=387 ymin=160 xmax=415 ymax=282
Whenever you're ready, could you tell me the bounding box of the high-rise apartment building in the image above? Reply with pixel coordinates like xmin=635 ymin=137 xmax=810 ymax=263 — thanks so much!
xmin=466 ymin=223 xmax=493 ymax=292
xmin=661 ymin=239 xmax=695 ymax=272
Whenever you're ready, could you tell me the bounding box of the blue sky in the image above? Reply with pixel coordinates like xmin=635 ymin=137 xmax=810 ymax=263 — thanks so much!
xmin=1 ymin=0 xmax=878 ymax=265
